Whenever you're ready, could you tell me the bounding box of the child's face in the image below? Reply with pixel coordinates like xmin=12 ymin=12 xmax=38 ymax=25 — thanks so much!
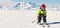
xmin=41 ymin=7 xmax=45 ymax=10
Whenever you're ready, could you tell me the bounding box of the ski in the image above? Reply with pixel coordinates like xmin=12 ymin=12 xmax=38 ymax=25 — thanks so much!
xmin=32 ymin=22 xmax=50 ymax=27
xmin=42 ymin=23 xmax=50 ymax=27
xmin=38 ymin=23 xmax=50 ymax=27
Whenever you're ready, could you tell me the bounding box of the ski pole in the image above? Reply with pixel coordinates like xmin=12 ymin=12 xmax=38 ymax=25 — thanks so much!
xmin=32 ymin=19 xmax=37 ymax=23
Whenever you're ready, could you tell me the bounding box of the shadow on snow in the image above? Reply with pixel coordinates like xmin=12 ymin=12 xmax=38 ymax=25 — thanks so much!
xmin=48 ymin=22 xmax=60 ymax=25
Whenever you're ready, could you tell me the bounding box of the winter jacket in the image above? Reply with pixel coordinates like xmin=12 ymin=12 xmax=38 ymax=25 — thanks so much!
xmin=37 ymin=9 xmax=46 ymax=16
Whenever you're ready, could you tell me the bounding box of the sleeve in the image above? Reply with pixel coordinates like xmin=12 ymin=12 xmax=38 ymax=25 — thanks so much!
xmin=37 ymin=10 xmax=41 ymax=16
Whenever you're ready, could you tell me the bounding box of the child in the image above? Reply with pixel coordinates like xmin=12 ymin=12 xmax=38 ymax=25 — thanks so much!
xmin=37 ymin=4 xmax=48 ymax=25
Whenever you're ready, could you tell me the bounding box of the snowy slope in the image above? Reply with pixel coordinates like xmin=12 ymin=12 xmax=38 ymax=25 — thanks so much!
xmin=0 ymin=0 xmax=60 ymax=28
xmin=0 ymin=10 xmax=60 ymax=28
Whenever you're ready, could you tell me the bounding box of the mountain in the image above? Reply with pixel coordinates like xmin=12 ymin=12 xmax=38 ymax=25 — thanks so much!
xmin=0 ymin=1 xmax=60 ymax=11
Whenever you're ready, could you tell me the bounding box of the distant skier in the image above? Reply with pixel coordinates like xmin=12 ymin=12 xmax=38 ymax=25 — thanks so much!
xmin=37 ymin=4 xmax=48 ymax=25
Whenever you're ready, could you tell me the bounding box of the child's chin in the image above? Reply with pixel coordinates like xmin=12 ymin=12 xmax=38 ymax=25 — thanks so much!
xmin=42 ymin=9 xmax=44 ymax=10
xmin=41 ymin=8 xmax=44 ymax=9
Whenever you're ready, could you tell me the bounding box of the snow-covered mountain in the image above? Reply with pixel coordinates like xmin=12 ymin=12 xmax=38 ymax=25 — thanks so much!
xmin=0 ymin=0 xmax=60 ymax=11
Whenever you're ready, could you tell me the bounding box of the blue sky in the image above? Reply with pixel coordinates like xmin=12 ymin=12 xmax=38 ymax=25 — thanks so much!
xmin=11 ymin=0 xmax=60 ymax=5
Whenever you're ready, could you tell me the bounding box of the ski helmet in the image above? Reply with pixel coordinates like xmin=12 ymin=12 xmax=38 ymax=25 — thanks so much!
xmin=41 ymin=4 xmax=46 ymax=9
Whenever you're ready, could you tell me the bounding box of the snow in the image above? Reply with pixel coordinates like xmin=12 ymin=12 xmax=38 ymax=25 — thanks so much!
xmin=0 ymin=10 xmax=60 ymax=28
xmin=0 ymin=0 xmax=60 ymax=28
